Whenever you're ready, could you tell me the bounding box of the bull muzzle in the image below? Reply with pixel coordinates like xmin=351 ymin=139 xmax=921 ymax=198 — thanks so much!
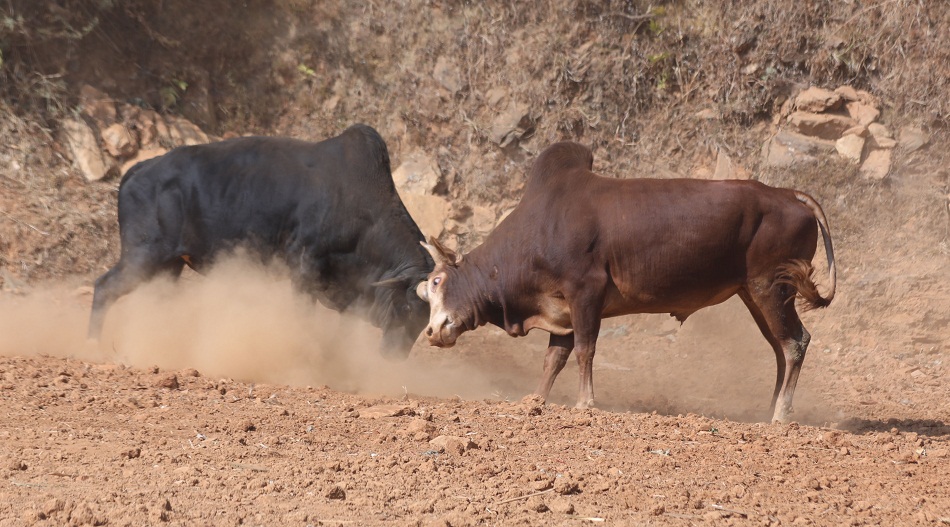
xmin=424 ymin=321 xmax=459 ymax=348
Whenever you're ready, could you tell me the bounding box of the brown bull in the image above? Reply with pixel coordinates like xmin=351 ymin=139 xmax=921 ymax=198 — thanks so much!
xmin=418 ymin=141 xmax=835 ymax=422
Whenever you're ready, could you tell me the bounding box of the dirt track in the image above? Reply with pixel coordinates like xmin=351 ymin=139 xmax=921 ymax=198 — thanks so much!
xmin=0 ymin=273 xmax=948 ymax=526
xmin=0 ymin=346 xmax=948 ymax=527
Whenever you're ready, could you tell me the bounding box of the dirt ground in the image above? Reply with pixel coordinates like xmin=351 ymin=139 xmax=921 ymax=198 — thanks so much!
xmin=1 ymin=1 xmax=949 ymax=525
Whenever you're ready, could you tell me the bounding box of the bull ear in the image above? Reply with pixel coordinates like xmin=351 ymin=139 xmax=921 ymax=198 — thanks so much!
xmin=421 ymin=236 xmax=462 ymax=267
xmin=371 ymin=277 xmax=406 ymax=288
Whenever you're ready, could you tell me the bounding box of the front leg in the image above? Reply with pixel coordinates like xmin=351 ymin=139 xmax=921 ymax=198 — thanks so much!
xmin=570 ymin=289 xmax=606 ymax=410
xmin=534 ymin=333 xmax=574 ymax=400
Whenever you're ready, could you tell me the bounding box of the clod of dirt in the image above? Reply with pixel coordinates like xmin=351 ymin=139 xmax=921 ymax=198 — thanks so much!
xmin=549 ymin=496 xmax=575 ymax=515
xmin=325 ymin=485 xmax=346 ymax=500
xmin=155 ymin=374 xmax=179 ymax=390
xmin=553 ymin=477 xmax=580 ymax=496
xmin=122 ymin=447 xmax=141 ymax=459
xmin=358 ymin=404 xmax=413 ymax=418
xmin=518 ymin=394 xmax=545 ymax=416
xmin=429 ymin=435 xmax=476 ymax=455
xmin=8 ymin=459 xmax=27 ymax=471
xmin=525 ymin=495 xmax=548 ymax=513
xmin=406 ymin=418 xmax=436 ymax=440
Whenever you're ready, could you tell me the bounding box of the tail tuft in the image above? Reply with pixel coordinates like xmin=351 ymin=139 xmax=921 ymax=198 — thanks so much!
xmin=775 ymin=259 xmax=833 ymax=311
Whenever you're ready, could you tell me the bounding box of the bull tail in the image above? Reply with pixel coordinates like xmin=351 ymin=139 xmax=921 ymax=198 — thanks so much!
xmin=776 ymin=191 xmax=837 ymax=310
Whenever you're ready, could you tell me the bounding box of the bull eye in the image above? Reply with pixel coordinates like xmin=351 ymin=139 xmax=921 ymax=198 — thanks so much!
xmin=433 ymin=276 xmax=442 ymax=287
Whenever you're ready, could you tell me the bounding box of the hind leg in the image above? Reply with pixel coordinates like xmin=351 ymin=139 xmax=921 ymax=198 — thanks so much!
xmin=740 ymin=284 xmax=811 ymax=422
xmin=89 ymin=256 xmax=185 ymax=339
xmin=534 ymin=333 xmax=574 ymax=401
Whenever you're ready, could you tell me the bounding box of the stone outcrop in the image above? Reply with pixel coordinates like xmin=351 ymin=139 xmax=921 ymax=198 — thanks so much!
xmin=763 ymin=84 xmax=909 ymax=179
xmin=63 ymin=84 xmax=217 ymax=182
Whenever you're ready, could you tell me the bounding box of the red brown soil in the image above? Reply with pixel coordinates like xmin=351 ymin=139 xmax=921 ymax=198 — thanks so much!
xmin=1 ymin=1 xmax=949 ymax=525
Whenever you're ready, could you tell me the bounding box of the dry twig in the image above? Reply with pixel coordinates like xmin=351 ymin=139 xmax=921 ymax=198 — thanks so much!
xmin=493 ymin=488 xmax=553 ymax=506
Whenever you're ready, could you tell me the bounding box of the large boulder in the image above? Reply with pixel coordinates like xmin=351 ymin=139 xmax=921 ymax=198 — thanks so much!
xmin=787 ymin=111 xmax=857 ymax=140
xmin=61 ymin=118 xmax=112 ymax=181
xmin=795 ymin=86 xmax=842 ymax=113
xmin=393 ymin=152 xmax=441 ymax=196
xmin=100 ymin=123 xmax=138 ymax=158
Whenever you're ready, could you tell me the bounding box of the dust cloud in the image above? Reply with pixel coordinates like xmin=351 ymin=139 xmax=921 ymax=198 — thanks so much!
xmin=0 ymin=256 xmax=502 ymax=400
xmin=0 ymin=257 xmax=838 ymax=423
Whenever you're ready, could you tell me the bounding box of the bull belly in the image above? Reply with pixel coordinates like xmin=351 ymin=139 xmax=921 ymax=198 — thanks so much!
xmin=602 ymin=283 xmax=741 ymax=319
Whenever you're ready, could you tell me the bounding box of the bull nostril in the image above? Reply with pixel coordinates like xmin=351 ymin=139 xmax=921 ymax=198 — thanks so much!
xmin=425 ymin=327 xmax=433 ymax=337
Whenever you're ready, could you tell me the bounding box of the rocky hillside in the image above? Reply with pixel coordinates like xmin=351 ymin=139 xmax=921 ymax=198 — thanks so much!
xmin=0 ymin=0 xmax=947 ymax=351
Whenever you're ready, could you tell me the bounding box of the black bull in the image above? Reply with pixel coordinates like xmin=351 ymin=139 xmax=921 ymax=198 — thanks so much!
xmin=89 ymin=124 xmax=433 ymax=358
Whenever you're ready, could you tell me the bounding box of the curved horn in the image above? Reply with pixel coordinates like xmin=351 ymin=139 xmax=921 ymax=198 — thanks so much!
xmin=415 ymin=280 xmax=429 ymax=302
xmin=371 ymin=277 xmax=406 ymax=288
xmin=421 ymin=236 xmax=461 ymax=267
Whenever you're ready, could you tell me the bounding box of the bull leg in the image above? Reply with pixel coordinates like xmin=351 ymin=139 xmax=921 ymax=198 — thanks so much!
xmin=89 ymin=257 xmax=184 ymax=340
xmin=533 ymin=333 xmax=574 ymax=400
xmin=741 ymin=286 xmax=811 ymax=422
xmin=570 ymin=288 xmax=606 ymax=410
xmin=738 ymin=290 xmax=785 ymax=418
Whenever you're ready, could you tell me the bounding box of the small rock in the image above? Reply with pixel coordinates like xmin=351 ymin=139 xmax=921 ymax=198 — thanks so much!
xmin=70 ymin=502 xmax=104 ymax=526
xmin=399 ymin=193 xmax=449 ymax=240
xmin=326 ymin=484 xmax=346 ymax=500
xmin=526 ymin=496 xmax=548 ymax=513
xmin=841 ymin=124 xmax=868 ymax=137
xmin=867 ymin=122 xmax=893 ymax=140
xmin=712 ymin=149 xmax=749 ymax=180
xmin=490 ymin=101 xmax=533 ymax=147
xmin=554 ymin=477 xmax=580 ymax=495
xmin=429 ymin=435 xmax=475 ymax=455
xmin=42 ymin=498 xmax=65 ymax=517
xmin=787 ymin=111 xmax=857 ymax=140
xmin=181 ymin=368 xmax=201 ymax=378
xmin=531 ymin=479 xmax=554 ymax=491
xmin=155 ymin=374 xmax=179 ymax=390
xmin=406 ymin=418 xmax=436 ymax=440
xmin=166 ymin=116 xmax=210 ymax=146
xmin=122 ymin=447 xmax=141 ymax=459
xmin=101 ymin=123 xmax=138 ymax=157
xmin=393 ymin=152 xmax=441 ymax=195
xmin=870 ymin=136 xmax=897 ymax=149
xmin=845 ymin=100 xmax=880 ymax=126
xmin=762 ymin=130 xmax=836 ymax=167
xmin=835 ymin=134 xmax=865 ymax=163
xmin=62 ymin=118 xmax=113 ymax=181
xmin=131 ymin=108 xmax=162 ymax=146
xmin=834 ymin=85 xmax=860 ymax=102
xmin=470 ymin=204 xmax=496 ymax=235
xmin=898 ymin=126 xmax=929 ymax=152
xmin=518 ymin=394 xmax=544 ymax=416
xmin=694 ymin=108 xmax=719 ymax=120
xmin=358 ymin=404 xmax=413 ymax=419
xmin=860 ymin=148 xmax=892 ymax=180
xmin=120 ymin=147 xmax=168 ymax=175
xmin=8 ymin=459 xmax=27 ymax=471
xmin=549 ymin=496 xmax=575 ymax=514
xmin=795 ymin=86 xmax=842 ymax=112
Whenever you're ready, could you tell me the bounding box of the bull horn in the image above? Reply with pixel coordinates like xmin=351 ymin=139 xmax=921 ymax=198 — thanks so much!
xmin=421 ymin=236 xmax=462 ymax=267
xmin=415 ymin=280 xmax=429 ymax=302
xmin=371 ymin=277 xmax=405 ymax=288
